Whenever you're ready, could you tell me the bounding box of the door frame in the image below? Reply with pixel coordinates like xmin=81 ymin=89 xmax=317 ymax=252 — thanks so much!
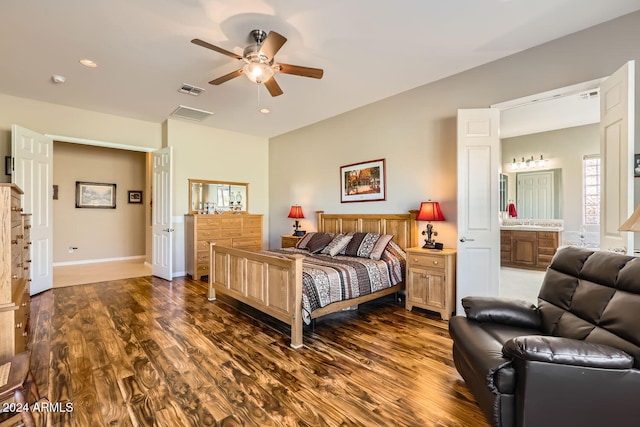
xmin=37 ymin=134 xmax=157 ymax=278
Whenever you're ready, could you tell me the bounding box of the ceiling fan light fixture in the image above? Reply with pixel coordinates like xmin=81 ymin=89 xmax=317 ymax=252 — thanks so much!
xmin=243 ymin=62 xmax=274 ymax=84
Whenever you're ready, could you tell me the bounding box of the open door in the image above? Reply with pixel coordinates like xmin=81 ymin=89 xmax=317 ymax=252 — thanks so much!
xmin=600 ymin=61 xmax=635 ymax=253
xmin=11 ymin=125 xmax=53 ymax=295
xmin=456 ymin=109 xmax=501 ymax=315
xmin=152 ymin=147 xmax=173 ymax=280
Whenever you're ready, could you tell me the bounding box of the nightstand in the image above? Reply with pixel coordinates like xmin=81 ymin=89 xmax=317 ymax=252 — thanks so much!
xmin=281 ymin=235 xmax=303 ymax=248
xmin=405 ymin=247 xmax=456 ymax=320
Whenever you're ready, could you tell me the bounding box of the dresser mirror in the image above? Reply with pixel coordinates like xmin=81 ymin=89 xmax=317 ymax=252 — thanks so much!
xmin=189 ymin=179 xmax=248 ymax=214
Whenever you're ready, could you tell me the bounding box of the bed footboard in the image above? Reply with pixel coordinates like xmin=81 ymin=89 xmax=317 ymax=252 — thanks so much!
xmin=209 ymin=243 xmax=305 ymax=348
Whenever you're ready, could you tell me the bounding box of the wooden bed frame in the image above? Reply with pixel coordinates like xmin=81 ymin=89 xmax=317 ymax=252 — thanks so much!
xmin=208 ymin=210 xmax=418 ymax=348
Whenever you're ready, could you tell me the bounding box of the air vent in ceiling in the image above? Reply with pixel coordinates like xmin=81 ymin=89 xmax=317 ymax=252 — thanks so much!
xmin=170 ymin=105 xmax=213 ymax=121
xmin=179 ymin=83 xmax=205 ymax=96
xmin=578 ymin=89 xmax=600 ymax=100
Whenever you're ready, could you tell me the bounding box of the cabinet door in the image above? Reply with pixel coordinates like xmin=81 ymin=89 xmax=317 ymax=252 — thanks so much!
xmin=512 ymin=232 xmax=537 ymax=266
xmin=407 ymin=267 xmax=445 ymax=309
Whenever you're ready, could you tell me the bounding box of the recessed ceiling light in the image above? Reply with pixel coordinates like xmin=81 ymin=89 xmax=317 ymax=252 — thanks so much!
xmin=259 ymin=108 xmax=270 ymax=114
xmin=79 ymin=59 xmax=98 ymax=68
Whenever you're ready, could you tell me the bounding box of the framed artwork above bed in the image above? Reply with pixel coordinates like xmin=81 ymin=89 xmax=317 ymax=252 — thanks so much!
xmin=340 ymin=158 xmax=386 ymax=203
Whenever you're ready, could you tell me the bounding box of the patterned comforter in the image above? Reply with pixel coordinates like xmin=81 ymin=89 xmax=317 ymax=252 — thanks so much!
xmin=267 ymin=244 xmax=406 ymax=324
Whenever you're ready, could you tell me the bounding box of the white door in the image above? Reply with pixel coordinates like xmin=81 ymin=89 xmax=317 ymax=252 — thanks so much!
xmin=456 ymin=109 xmax=500 ymax=315
xmin=600 ymin=61 xmax=635 ymax=253
xmin=517 ymin=171 xmax=554 ymax=219
xmin=152 ymin=147 xmax=173 ymax=280
xmin=11 ymin=125 xmax=53 ymax=295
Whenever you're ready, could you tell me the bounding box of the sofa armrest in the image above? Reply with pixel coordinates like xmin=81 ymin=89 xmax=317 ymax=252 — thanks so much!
xmin=462 ymin=296 xmax=541 ymax=329
xmin=503 ymin=335 xmax=634 ymax=369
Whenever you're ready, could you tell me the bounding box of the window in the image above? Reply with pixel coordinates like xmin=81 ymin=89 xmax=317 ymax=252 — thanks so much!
xmin=583 ymin=155 xmax=600 ymax=225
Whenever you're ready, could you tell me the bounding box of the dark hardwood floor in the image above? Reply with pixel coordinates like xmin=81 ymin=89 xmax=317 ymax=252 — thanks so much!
xmin=27 ymin=276 xmax=488 ymax=427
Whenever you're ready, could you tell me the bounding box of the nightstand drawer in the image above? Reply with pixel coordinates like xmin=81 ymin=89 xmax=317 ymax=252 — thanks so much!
xmin=408 ymin=253 xmax=446 ymax=270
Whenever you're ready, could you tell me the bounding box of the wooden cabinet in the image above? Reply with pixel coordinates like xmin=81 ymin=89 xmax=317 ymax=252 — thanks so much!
xmin=0 ymin=184 xmax=30 ymax=360
xmin=281 ymin=235 xmax=303 ymax=248
xmin=501 ymin=229 xmax=561 ymax=270
xmin=185 ymin=213 xmax=263 ymax=280
xmin=537 ymin=231 xmax=560 ymax=268
xmin=405 ymin=248 xmax=456 ymax=320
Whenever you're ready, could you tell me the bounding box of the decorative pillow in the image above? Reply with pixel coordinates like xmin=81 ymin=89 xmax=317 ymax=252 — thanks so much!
xmin=369 ymin=234 xmax=394 ymax=260
xmin=321 ymin=234 xmax=354 ymax=256
xmin=344 ymin=232 xmax=382 ymax=258
xmin=305 ymin=232 xmax=333 ymax=254
xmin=295 ymin=232 xmax=316 ymax=249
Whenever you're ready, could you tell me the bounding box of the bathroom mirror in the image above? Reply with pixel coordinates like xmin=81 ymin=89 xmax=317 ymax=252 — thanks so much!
xmin=502 ymin=168 xmax=562 ymax=219
xmin=189 ymin=179 xmax=248 ymax=214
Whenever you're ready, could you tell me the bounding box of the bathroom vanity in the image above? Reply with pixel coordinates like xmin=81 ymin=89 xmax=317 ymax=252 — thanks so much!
xmin=500 ymin=220 xmax=563 ymax=270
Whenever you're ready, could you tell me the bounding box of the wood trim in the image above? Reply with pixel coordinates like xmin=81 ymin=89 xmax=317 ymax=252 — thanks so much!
xmin=210 ymin=211 xmax=416 ymax=348
xmin=316 ymin=210 xmax=418 ymax=249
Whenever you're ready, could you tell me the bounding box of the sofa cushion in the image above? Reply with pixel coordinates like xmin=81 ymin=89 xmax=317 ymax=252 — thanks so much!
xmin=449 ymin=317 xmax=541 ymax=395
xmin=462 ymin=296 xmax=541 ymax=330
xmin=538 ymin=248 xmax=640 ymax=368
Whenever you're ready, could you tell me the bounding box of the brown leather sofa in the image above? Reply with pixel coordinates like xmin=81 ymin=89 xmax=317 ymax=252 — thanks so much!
xmin=449 ymin=246 xmax=640 ymax=427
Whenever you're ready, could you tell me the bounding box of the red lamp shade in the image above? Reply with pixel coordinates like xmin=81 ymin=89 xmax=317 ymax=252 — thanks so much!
xmin=288 ymin=205 xmax=305 ymax=219
xmin=415 ymin=201 xmax=445 ymax=222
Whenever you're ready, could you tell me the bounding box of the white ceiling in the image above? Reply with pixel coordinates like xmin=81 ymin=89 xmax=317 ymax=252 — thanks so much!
xmin=495 ymin=78 xmax=603 ymax=138
xmin=2 ymin=0 xmax=639 ymax=138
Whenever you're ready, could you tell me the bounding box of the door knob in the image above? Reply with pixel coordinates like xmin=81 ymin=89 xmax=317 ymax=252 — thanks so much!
xmin=459 ymin=236 xmax=476 ymax=242
xmin=162 ymin=228 xmax=175 ymax=232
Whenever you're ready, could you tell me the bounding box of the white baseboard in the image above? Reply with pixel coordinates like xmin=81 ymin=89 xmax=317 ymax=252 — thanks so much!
xmin=53 ymin=255 xmax=146 ymax=267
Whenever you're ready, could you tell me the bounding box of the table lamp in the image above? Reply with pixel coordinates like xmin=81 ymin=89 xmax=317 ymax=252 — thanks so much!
xmin=416 ymin=200 xmax=445 ymax=249
xmin=288 ymin=205 xmax=306 ymax=236
xmin=619 ymin=204 xmax=640 ymax=232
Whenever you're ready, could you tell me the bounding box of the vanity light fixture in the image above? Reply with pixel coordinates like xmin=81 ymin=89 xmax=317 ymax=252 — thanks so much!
xmin=510 ymin=155 xmax=548 ymax=170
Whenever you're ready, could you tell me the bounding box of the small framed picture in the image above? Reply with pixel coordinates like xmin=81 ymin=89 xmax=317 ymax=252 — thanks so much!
xmin=635 ymin=153 xmax=640 ymax=178
xmin=5 ymin=156 xmax=11 ymax=176
xmin=128 ymin=190 xmax=143 ymax=204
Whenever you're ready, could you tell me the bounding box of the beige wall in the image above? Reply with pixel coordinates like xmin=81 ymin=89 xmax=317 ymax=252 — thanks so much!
xmin=165 ymin=118 xmax=269 ymax=274
xmin=501 ymin=124 xmax=599 ymax=232
xmin=0 ymin=93 xmax=162 ymax=185
xmin=53 ymin=142 xmax=147 ymax=263
xmin=269 ymin=11 xmax=640 ymax=250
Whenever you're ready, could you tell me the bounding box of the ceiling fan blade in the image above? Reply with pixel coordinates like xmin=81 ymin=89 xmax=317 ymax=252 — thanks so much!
xmin=275 ymin=63 xmax=324 ymax=79
xmin=209 ymin=69 xmax=244 ymax=85
xmin=191 ymin=38 xmax=242 ymax=60
xmin=259 ymin=31 xmax=287 ymax=60
xmin=264 ymin=77 xmax=283 ymax=97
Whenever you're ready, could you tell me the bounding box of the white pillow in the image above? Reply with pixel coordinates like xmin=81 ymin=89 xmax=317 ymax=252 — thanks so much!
xmin=321 ymin=234 xmax=353 ymax=256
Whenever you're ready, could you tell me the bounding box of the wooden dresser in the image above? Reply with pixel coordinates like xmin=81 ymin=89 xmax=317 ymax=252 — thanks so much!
xmin=185 ymin=212 xmax=263 ymax=280
xmin=0 ymin=184 xmax=31 ymax=360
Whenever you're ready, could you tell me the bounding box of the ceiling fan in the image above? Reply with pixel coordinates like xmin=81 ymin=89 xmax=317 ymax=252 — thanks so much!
xmin=191 ymin=29 xmax=324 ymax=97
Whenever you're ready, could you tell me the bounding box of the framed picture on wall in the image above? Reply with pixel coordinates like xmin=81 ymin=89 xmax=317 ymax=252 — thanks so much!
xmin=75 ymin=181 xmax=116 ymax=209
xmin=340 ymin=158 xmax=386 ymax=203
xmin=128 ymin=190 xmax=143 ymax=204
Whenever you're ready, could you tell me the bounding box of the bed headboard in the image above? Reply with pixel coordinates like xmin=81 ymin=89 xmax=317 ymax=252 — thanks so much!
xmin=316 ymin=211 xmax=418 ymax=250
